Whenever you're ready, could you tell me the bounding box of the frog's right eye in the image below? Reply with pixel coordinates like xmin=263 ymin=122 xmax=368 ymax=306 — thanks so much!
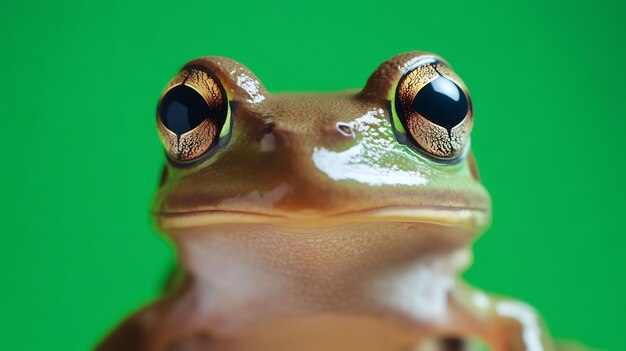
xmin=390 ymin=60 xmax=473 ymax=162
xmin=156 ymin=67 xmax=231 ymax=164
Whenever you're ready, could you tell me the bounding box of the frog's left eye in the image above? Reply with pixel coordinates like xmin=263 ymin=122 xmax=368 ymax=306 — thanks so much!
xmin=157 ymin=67 xmax=231 ymax=163
xmin=391 ymin=60 xmax=473 ymax=161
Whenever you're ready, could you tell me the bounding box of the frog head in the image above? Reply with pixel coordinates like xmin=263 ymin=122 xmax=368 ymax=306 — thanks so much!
xmin=152 ymin=52 xmax=490 ymax=250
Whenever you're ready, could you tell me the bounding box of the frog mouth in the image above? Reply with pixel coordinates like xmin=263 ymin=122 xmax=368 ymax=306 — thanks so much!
xmin=154 ymin=205 xmax=490 ymax=231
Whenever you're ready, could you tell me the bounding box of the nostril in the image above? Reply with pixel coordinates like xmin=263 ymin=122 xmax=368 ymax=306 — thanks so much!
xmin=256 ymin=122 xmax=276 ymax=141
xmin=257 ymin=122 xmax=277 ymax=152
xmin=336 ymin=122 xmax=354 ymax=138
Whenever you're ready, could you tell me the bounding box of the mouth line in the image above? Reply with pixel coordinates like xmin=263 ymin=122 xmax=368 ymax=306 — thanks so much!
xmin=154 ymin=205 xmax=490 ymax=230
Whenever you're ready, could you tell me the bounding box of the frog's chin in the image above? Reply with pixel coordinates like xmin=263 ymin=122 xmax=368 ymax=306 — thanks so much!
xmin=153 ymin=205 xmax=490 ymax=233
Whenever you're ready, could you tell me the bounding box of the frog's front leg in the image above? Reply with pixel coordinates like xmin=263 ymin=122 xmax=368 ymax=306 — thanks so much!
xmin=449 ymin=282 xmax=558 ymax=351
xmin=96 ymin=276 xmax=212 ymax=351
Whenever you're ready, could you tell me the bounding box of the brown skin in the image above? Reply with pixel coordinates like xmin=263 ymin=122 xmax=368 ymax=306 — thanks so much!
xmin=97 ymin=53 xmax=578 ymax=351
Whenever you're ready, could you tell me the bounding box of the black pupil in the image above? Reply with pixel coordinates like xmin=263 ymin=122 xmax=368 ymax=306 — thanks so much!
xmin=412 ymin=76 xmax=468 ymax=130
xmin=159 ymin=85 xmax=210 ymax=135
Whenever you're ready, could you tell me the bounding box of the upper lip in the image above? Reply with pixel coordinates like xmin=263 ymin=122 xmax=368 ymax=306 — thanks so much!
xmin=155 ymin=204 xmax=488 ymax=216
xmin=153 ymin=204 xmax=490 ymax=230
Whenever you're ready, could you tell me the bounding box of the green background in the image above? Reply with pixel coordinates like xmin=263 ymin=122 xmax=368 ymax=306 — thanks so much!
xmin=1 ymin=0 xmax=624 ymax=350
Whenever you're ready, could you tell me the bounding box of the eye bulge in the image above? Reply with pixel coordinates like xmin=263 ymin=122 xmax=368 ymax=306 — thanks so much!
xmin=156 ymin=67 xmax=230 ymax=163
xmin=392 ymin=61 xmax=473 ymax=161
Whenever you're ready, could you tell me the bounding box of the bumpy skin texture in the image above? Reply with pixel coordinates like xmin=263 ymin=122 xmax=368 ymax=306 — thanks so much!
xmin=97 ymin=53 xmax=588 ymax=351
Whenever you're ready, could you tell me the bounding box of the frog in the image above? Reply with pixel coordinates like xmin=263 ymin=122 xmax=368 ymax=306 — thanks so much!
xmin=97 ymin=52 xmax=588 ymax=351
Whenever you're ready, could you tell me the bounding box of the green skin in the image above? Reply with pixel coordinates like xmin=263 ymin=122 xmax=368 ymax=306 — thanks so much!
xmin=98 ymin=52 xmax=588 ymax=351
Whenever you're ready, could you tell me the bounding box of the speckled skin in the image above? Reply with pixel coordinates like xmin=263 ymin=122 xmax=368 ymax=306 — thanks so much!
xmin=97 ymin=53 xmax=585 ymax=351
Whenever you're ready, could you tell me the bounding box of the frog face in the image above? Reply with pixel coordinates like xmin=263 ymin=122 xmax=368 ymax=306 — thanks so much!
xmin=152 ymin=52 xmax=491 ymax=237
